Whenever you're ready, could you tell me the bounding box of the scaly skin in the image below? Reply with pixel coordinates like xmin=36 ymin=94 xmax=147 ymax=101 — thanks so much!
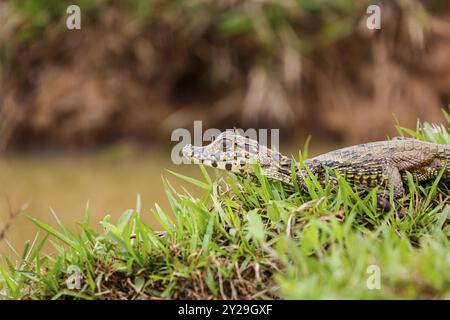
xmin=182 ymin=132 xmax=450 ymax=208
xmin=303 ymin=136 xmax=450 ymax=198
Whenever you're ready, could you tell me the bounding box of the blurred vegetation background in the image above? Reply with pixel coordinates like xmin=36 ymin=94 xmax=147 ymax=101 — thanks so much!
xmin=0 ymin=0 xmax=450 ymax=257
xmin=1 ymin=0 xmax=449 ymax=151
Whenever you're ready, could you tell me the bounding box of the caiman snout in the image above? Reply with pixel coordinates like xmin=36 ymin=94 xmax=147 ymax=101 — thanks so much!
xmin=182 ymin=144 xmax=207 ymax=163
xmin=182 ymin=144 xmax=193 ymax=159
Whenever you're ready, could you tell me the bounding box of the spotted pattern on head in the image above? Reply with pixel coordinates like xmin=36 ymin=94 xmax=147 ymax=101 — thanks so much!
xmin=182 ymin=131 xmax=295 ymax=184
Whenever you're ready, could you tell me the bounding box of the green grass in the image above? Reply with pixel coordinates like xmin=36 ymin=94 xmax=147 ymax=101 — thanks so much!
xmin=1 ymin=114 xmax=450 ymax=299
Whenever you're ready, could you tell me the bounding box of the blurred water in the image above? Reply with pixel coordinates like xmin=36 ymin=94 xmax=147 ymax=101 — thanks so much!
xmin=0 ymin=150 xmax=205 ymax=259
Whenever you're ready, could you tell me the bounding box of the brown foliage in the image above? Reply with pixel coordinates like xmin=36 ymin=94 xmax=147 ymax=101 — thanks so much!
xmin=1 ymin=1 xmax=449 ymax=150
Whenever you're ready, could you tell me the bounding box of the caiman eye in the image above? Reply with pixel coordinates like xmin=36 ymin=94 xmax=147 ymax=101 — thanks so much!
xmin=272 ymin=151 xmax=282 ymax=161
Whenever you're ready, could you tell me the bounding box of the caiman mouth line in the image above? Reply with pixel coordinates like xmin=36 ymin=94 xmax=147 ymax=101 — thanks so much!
xmin=181 ymin=131 xmax=298 ymax=185
xmin=182 ymin=144 xmax=224 ymax=168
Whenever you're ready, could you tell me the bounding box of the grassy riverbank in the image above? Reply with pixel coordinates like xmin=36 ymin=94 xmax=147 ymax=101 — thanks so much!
xmin=1 ymin=117 xmax=450 ymax=299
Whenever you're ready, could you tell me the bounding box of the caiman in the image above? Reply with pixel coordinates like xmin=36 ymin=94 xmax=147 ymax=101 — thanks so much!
xmin=182 ymin=131 xmax=450 ymax=210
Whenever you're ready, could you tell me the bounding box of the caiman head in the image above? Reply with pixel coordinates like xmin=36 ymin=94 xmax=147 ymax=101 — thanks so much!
xmin=182 ymin=131 xmax=296 ymax=185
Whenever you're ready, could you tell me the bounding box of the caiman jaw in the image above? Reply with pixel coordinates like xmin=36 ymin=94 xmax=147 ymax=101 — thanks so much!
xmin=182 ymin=144 xmax=224 ymax=168
xmin=181 ymin=131 xmax=296 ymax=184
xmin=182 ymin=131 xmax=267 ymax=174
